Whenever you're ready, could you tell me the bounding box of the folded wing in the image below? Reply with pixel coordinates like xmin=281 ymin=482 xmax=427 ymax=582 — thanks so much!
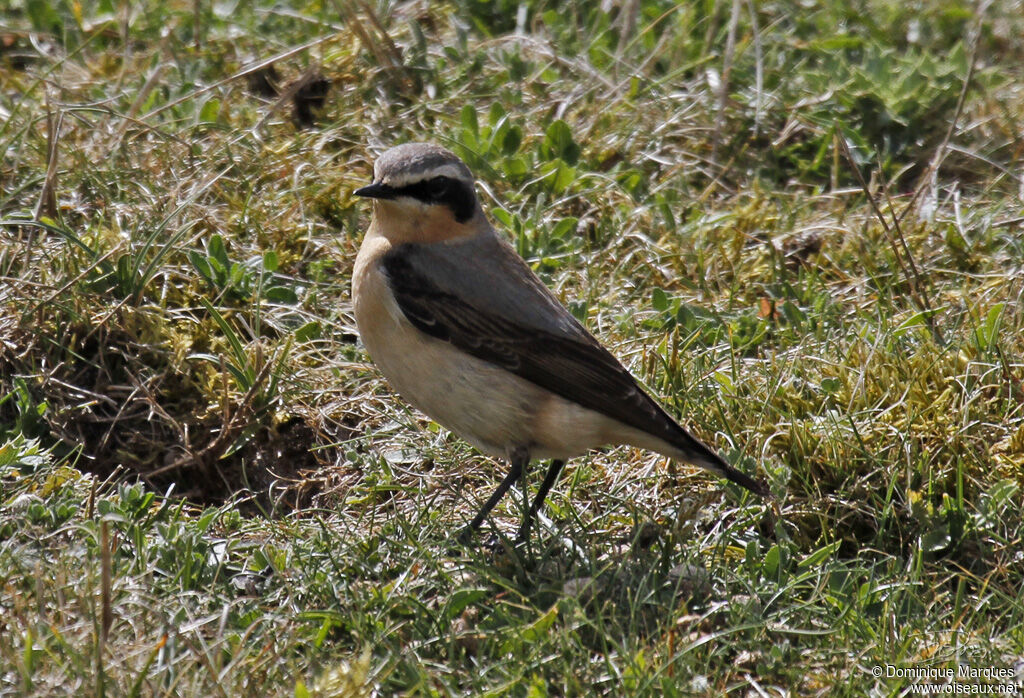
xmin=380 ymin=241 xmax=767 ymax=496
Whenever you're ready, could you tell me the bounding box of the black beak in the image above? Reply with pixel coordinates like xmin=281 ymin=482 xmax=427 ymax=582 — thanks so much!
xmin=353 ymin=182 xmax=396 ymax=199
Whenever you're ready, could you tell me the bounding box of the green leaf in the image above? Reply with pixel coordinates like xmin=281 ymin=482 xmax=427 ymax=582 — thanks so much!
xmin=501 ymin=125 xmax=522 ymax=155
xmin=189 ymin=250 xmax=214 ymax=283
xmin=525 ymin=677 xmax=548 ymax=698
xmin=228 ymin=263 xmax=246 ymax=289
xmin=208 ymin=234 xmax=229 ymax=267
xmin=486 ymin=101 xmax=505 ymax=126
xmin=264 ymin=286 xmax=298 ymax=304
xmin=314 ymin=617 xmax=339 ymax=649
xmin=973 ymin=302 xmax=1004 ymax=351
xmin=762 ymin=544 xmax=780 ymax=578
xmin=22 ymin=626 xmax=34 ymax=676
xmin=651 ymin=288 xmax=669 ymax=312
xmin=798 ymin=540 xmax=841 ymax=569
xmin=541 ymin=160 xmax=576 ymax=194
xmin=262 ymin=249 xmax=279 ymax=272
xmin=461 ymin=103 xmax=479 ymax=134
xmin=713 ymin=371 xmax=734 ymax=392
xmin=944 ymin=223 xmax=970 ymax=255
xmin=189 ymin=352 xmax=252 ymax=390
xmin=893 ymin=307 xmax=944 ymax=338
xmin=542 ymin=120 xmax=580 ymax=165
xmin=550 ymin=217 xmax=577 ymax=239
xmin=197 ymin=508 xmax=218 ymax=532
xmin=295 ymin=321 xmax=322 ymax=342
xmin=207 ymin=254 xmax=227 ymax=276
xmin=491 ymin=208 xmax=514 ymax=228
xmin=223 ymin=422 xmax=260 ymax=457
xmin=25 ymin=0 xmax=60 ymax=32
xmin=502 ymin=155 xmax=528 ymax=178
xmin=445 ymin=588 xmax=487 ymax=621
xmin=116 ymin=254 xmax=135 ymax=294
xmin=198 ymin=97 xmax=220 ymax=124
xmin=199 ymin=298 xmax=253 ymax=384
xmin=501 ymin=605 xmax=558 ymax=654
xmin=946 ymin=41 xmax=968 ymax=77
xmin=920 ymin=525 xmax=951 ymax=553
xmin=781 ymin=301 xmax=806 ymax=327
xmin=810 ymin=36 xmax=864 ymax=51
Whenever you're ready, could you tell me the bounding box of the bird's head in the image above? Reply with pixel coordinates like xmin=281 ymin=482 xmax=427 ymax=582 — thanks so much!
xmin=355 ymin=143 xmax=482 ymax=243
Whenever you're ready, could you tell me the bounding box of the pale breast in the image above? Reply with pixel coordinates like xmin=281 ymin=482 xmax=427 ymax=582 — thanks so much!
xmin=354 ymin=236 xmax=542 ymax=456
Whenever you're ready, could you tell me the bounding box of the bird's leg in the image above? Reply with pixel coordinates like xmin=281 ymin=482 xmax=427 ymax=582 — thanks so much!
xmin=516 ymin=459 xmax=566 ymax=543
xmin=518 ymin=454 xmax=530 ymax=533
xmin=463 ymin=445 xmax=530 ymax=537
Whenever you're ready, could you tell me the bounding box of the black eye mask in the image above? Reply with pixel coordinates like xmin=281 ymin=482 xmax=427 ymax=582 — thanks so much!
xmin=397 ymin=176 xmax=476 ymax=223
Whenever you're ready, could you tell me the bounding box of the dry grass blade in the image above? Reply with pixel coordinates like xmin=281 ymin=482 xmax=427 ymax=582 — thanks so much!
xmin=712 ymin=0 xmax=742 ymax=162
xmin=34 ymin=90 xmax=59 ymax=221
xmin=106 ymin=62 xmax=167 ymax=156
xmin=332 ymin=0 xmax=414 ymax=94
xmin=836 ymin=133 xmax=943 ymax=344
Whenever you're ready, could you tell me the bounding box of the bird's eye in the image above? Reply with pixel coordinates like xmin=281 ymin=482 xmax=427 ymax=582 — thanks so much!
xmin=427 ymin=176 xmax=450 ymax=198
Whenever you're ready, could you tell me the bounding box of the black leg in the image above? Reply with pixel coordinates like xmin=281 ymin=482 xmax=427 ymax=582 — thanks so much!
xmin=516 ymin=459 xmax=565 ymax=542
xmin=464 ymin=446 xmax=530 ymax=535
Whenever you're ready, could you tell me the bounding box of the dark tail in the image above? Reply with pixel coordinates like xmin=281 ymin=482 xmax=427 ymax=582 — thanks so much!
xmin=672 ymin=428 xmax=770 ymax=497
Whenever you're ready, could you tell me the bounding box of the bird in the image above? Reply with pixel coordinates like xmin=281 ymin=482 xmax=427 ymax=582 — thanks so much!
xmin=351 ymin=142 xmax=768 ymax=543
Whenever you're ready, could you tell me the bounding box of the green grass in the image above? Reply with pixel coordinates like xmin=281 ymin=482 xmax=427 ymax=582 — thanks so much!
xmin=2 ymin=0 xmax=1023 ymax=694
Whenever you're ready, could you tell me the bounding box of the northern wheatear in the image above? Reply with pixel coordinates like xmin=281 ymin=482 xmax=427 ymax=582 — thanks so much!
xmin=352 ymin=142 xmax=768 ymax=542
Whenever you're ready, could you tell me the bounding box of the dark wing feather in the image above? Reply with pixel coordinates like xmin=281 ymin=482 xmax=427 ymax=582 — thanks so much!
xmin=382 ymin=251 xmax=657 ymax=425
xmin=380 ymin=247 xmax=768 ymax=497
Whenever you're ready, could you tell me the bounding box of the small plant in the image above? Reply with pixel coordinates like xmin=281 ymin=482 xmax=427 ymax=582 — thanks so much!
xmin=453 ymin=103 xmax=527 ymax=180
xmin=0 ymin=378 xmax=49 ymax=443
xmin=189 ymin=234 xmax=298 ymax=305
xmin=189 ymin=298 xmax=294 ymax=456
xmin=536 ymin=119 xmax=580 ymax=195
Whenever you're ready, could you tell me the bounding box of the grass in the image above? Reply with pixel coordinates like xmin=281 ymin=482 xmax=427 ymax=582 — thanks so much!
xmin=2 ymin=0 xmax=1023 ymax=694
